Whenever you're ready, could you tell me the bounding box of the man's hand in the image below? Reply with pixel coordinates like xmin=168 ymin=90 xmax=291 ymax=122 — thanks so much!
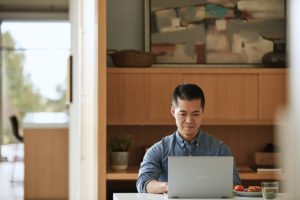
xmin=146 ymin=180 xmax=168 ymax=194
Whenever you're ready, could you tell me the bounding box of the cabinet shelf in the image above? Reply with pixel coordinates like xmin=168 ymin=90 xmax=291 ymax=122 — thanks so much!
xmin=106 ymin=166 xmax=283 ymax=181
xmin=107 ymin=166 xmax=139 ymax=180
xmin=107 ymin=67 xmax=287 ymax=74
xmin=239 ymin=172 xmax=284 ymax=180
xmin=107 ymin=119 xmax=276 ymax=126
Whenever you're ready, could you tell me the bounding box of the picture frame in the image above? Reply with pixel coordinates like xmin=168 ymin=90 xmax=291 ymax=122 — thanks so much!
xmin=144 ymin=0 xmax=286 ymax=67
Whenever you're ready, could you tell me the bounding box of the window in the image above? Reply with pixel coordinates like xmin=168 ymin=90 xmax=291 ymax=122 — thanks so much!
xmin=0 ymin=21 xmax=70 ymax=144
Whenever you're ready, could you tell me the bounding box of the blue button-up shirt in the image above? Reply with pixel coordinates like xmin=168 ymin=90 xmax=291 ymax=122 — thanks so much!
xmin=136 ymin=129 xmax=241 ymax=193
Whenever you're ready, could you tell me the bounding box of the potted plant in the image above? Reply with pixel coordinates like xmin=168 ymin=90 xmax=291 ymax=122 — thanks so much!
xmin=109 ymin=134 xmax=134 ymax=170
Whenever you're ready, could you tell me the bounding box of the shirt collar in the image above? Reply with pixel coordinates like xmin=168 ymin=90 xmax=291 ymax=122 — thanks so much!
xmin=175 ymin=129 xmax=202 ymax=147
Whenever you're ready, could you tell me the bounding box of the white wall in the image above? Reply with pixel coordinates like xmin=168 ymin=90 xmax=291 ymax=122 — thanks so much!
xmin=79 ymin=0 xmax=98 ymax=198
xmin=287 ymin=1 xmax=300 ymax=198
xmin=69 ymin=0 xmax=82 ymax=199
xmin=107 ymin=0 xmax=144 ymax=66
xmin=277 ymin=1 xmax=300 ymax=199
xmin=69 ymin=0 xmax=98 ymax=199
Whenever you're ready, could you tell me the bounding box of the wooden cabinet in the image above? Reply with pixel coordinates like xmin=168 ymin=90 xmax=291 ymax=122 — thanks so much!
xmin=24 ymin=128 xmax=68 ymax=200
xmin=107 ymin=72 xmax=181 ymax=125
xmin=259 ymin=73 xmax=287 ymax=120
xmin=183 ymin=74 xmax=258 ymax=121
xmin=107 ymin=68 xmax=287 ymax=125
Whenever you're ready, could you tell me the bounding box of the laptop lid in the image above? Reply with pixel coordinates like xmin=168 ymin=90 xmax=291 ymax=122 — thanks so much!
xmin=168 ymin=156 xmax=233 ymax=199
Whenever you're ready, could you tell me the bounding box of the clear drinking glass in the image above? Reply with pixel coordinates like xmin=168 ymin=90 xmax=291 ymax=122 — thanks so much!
xmin=262 ymin=182 xmax=279 ymax=200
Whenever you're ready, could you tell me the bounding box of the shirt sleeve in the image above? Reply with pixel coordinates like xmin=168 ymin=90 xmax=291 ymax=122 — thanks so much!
xmin=219 ymin=143 xmax=241 ymax=185
xmin=136 ymin=142 xmax=163 ymax=193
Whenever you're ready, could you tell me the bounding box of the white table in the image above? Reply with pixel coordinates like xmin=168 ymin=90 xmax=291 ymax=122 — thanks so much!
xmin=113 ymin=193 xmax=291 ymax=200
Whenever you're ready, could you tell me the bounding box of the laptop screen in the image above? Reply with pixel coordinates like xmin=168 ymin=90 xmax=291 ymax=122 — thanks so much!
xmin=168 ymin=156 xmax=233 ymax=199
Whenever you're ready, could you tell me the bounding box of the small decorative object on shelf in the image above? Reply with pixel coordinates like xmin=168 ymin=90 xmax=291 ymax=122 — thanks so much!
xmin=109 ymin=134 xmax=134 ymax=170
xmin=107 ymin=49 xmax=156 ymax=67
xmin=261 ymin=33 xmax=286 ymax=68
xmin=261 ymin=40 xmax=285 ymax=68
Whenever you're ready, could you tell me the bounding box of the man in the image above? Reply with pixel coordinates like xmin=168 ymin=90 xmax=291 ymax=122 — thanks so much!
xmin=136 ymin=84 xmax=240 ymax=193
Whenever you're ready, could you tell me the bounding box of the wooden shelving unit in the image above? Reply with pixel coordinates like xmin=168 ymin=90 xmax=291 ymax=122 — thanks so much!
xmin=104 ymin=67 xmax=288 ymax=199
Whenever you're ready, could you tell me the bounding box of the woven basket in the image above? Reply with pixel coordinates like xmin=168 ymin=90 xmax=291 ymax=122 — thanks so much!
xmin=254 ymin=152 xmax=280 ymax=167
xmin=108 ymin=49 xmax=155 ymax=67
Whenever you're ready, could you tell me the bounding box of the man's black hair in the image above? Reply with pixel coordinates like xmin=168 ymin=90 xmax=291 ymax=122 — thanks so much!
xmin=172 ymin=84 xmax=205 ymax=109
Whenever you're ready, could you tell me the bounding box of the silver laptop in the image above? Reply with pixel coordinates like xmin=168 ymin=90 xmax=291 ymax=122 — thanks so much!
xmin=168 ymin=156 xmax=233 ymax=199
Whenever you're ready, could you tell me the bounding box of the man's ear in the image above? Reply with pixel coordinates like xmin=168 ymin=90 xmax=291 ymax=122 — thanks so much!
xmin=171 ymin=106 xmax=176 ymax=118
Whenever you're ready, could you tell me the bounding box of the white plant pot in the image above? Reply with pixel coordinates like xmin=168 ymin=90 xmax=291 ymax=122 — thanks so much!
xmin=111 ymin=152 xmax=129 ymax=170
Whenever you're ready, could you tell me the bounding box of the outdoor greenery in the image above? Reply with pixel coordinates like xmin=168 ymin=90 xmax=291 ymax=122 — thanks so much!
xmin=1 ymin=31 xmax=67 ymax=144
xmin=109 ymin=134 xmax=134 ymax=152
xmin=3 ymin=32 xmax=47 ymax=117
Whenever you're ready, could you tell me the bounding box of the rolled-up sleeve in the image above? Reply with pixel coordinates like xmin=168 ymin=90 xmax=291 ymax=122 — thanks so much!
xmin=136 ymin=143 xmax=163 ymax=193
xmin=233 ymin=163 xmax=241 ymax=185
xmin=219 ymin=143 xmax=241 ymax=185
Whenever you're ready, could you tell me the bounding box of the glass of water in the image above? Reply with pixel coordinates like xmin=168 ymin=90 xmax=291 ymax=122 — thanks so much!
xmin=262 ymin=182 xmax=279 ymax=200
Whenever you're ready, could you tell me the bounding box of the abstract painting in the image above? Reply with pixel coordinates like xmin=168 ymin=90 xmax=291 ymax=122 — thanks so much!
xmin=145 ymin=0 xmax=285 ymax=66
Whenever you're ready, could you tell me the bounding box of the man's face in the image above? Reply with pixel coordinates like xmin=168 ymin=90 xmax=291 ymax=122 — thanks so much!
xmin=171 ymin=98 xmax=204 ymax=142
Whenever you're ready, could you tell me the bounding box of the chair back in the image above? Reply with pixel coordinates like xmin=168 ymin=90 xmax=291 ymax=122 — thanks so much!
xmin=9 ymin=115 xmax=23 ymax=142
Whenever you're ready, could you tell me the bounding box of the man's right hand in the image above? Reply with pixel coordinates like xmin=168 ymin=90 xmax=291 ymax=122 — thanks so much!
xmin=146 ymin=180 xmax=168 ymax=194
